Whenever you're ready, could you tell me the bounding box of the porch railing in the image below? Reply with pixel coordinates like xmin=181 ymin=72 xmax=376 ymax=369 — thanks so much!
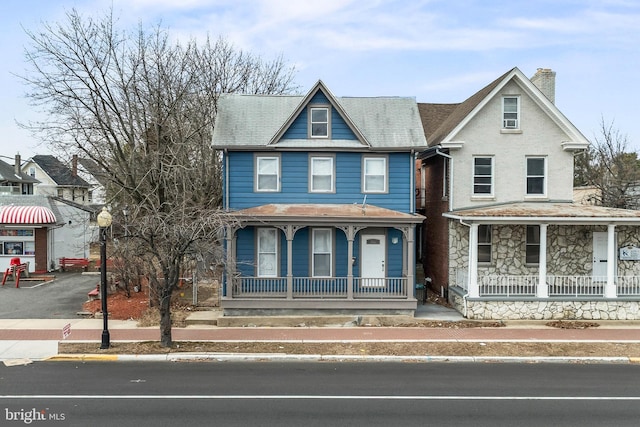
xmin=452 ymin=270 xmax=640 ymax=297
xmin=231 ymin=276 xmax=408 ymax=299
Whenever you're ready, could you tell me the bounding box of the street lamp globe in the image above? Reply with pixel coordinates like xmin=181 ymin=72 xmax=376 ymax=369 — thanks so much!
xmin=97 ymin=207 xmax=112 ymax=228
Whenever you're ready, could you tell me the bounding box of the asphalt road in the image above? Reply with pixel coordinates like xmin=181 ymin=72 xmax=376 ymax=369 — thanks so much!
xmin=1 ymin=362 xmax=640 ymax=426
xmin=0 ymin=272 xmax=97 ymax=318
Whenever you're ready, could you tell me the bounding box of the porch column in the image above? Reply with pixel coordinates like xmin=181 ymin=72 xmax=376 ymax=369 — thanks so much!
xmin=338 ymin=226 xmax=356 ymax=300
xmin=537 ymin=224 xmax=548 ymax=298
xmin=285 ymin=225 xmax=294 ymax=300
xmin=406 ymin=226 xmax=415 ymax=300
xmin=347 ymin=226 xmax=354 ymax=300
xmin=467 ymin=223 xmax=479 ymax=298
xmin=224 ymin=226 xmax=235 ymax=299
xmin=605 ymin=224 xmax=617 ymax=298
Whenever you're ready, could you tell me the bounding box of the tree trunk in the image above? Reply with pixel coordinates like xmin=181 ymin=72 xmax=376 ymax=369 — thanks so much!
xmin=159 ymin=291 xmax=173 ymax=347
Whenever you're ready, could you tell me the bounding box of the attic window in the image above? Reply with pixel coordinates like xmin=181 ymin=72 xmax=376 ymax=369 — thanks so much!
xmin=502 ymin=96 xmax=519 ymax=129
xmin=310 ymin=107 xmax=329 ymax=138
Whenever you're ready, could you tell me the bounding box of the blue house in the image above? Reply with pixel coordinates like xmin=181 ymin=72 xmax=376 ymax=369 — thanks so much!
xmin=212 ymin=81 xmax=427 ymax=315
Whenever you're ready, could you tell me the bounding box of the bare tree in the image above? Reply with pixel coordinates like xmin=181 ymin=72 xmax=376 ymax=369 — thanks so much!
xmin=576 ymin=118 xmax=640 ymax=209
xmin=20 ymin=8 xmax=298 ymax=347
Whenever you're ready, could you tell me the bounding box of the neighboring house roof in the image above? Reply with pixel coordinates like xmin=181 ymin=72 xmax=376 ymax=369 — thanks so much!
xmin=77 ymin=157 xmax=110 ymax=187
xmin=444 ymin=202 xmax=640 ymax=224
xmin=0 ymin=195 xmax=64 ymax=226
xmin=418 ymin=67 xmax=589 ymax=150
xmin=213 ymin=80 xmax=427 ymax=150
xmin=0 ymin=158 xmax=39 ymax=184
xmin=29 ymin=155 xmax=90 ymax=187
xmin=234 ymin=203 xmax=424 ymax=224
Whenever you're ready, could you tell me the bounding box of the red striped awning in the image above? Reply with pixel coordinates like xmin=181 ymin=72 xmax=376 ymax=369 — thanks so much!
xmin=0 ymin=206 xmax=57 ymax=224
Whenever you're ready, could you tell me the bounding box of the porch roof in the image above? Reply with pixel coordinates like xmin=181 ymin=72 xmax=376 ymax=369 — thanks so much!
xmin=232 ymin=203 xmax=425 ymax=225
xmin=443 ymin=202 xmax=640 ymax=225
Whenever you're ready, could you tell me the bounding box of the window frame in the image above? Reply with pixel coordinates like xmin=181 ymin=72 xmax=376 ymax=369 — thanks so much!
xmin=362 ymin=156 xmax=388 ymax=194
xmin=311 ymin=228 xmax=333 ymax=278
xmin=502 ymin=96 xmax=520 ymax=129
xmin=477 ymin=224 xmax=492 ymax=264
xmin=309 ymin=106 xmax=330 ymax=138
xmin=309 ymin=155 xmax=335 ymax=193
xmin=472 ymin=156 xmax=494 ymax=197
xmin=255 ymin=155 xmax=281 ymax=192
xmin=257 ymin=228 xmax=278 ymax=277
xmin=526 ymin=156 xmax=546 ymax=197
xmin=525 ymin=225 xmax=540 ymax=265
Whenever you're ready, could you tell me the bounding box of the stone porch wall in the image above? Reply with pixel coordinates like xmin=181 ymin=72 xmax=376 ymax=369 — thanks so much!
xmin=449 ymin=288 xmax=640 ymax=320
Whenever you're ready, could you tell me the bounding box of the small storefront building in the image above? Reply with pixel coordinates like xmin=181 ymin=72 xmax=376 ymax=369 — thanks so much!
xmin=0 ymin=205 xmax=58 ymax=273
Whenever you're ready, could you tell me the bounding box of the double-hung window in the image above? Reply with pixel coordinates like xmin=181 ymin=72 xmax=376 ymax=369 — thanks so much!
xmin=310 ymin=107 xmax=329 ymax=138
xmin=526 ymin=225 xmax=540 ymax=264
xmin=363 ymin=157 xmax=387 ymax=193
xmin=478 ymin=225 xmax=492 ymax=264
xmin=257 ymin=228 xmax=278 ymax=277
xmin=256 ymin=156 xmax=280 ymax=192
xmin=312 ymin=229 xmax=332 ymax=277
xmin=503 ymin=96 xmax=519 ymax=129
xmin=526 ymin=157 xmax=546 ymax=196
xmin=310 ymin=156 xmax=334 ymax=192
xmin=473 ymin=157 xmax=493 ymax=196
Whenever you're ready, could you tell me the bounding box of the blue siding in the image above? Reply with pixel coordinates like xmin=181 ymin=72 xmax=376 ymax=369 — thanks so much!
xmin=236 ymin=227 xmax=255 ymax=276
xmin=335 ymin=231 xmax=348 ymax=277
xmin=292 ymin=228 xmax=309 ymax=276
xmin=387 ymin=230 xmax=403 ymax=277
xmin=228 ymin=151 xmax=413 ymax=213
xmin=281 ymin=91 xmax=357 ymax=140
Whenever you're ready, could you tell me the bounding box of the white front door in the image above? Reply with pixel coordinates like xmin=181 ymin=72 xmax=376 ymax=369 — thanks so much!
xmin=593 ymin=231 xmax=616 ymax=280
xmin=361 ymin=234 xmax=385 ymax=287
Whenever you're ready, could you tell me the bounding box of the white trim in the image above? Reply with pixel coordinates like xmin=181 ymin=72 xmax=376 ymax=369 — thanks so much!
xmin=472 ymin=156 xmax=494 ymax=197
xmin=255 ymin=155 xmax=280 ymax=192
xmin=525 ymin=156 xmax=547 ymax=197
xmin=257 ymin=228 xmax=278 ymax=278
xmin=312 ymin=228 xmax=332 ymax=278
xmin=309 ymin=155 xmax=335 ymax=193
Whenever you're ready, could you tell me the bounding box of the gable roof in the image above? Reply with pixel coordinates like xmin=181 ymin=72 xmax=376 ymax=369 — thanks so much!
xmin=418 ymin=67 xmax=589 ymax=148
xmin=0 ymin=158 xmax=39 ymax=185
xmin=212 ymin=81 xmax=427 ymax=151
xmin=77 ymin=158 xmax=110 ymax=187
xmin=29 ymin=155 xmax=90 ymax=188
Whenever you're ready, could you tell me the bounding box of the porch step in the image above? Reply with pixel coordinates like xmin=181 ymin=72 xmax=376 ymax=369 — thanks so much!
xmin=184 ymin=310 xmax=222 ymax=326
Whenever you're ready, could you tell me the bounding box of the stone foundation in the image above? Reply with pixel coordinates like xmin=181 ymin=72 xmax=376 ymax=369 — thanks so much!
xmin=449 ymin=288 xmax=640 ymax=320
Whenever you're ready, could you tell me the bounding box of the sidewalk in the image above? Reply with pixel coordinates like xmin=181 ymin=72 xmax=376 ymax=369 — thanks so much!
xmin=3 ymin=312 xmax=640 ymax=363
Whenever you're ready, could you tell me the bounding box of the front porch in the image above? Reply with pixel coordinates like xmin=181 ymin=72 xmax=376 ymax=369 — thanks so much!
xmin=223 ymin=203 xmax=424 ymax=315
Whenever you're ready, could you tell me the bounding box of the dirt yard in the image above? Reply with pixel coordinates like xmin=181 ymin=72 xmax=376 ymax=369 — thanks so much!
xmin=64 ymin=288 xmax=640 ymax=359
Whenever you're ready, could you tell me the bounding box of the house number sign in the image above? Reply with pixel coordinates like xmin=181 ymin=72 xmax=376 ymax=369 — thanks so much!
xmin=619 ymin=245 xmax=640 ymax=261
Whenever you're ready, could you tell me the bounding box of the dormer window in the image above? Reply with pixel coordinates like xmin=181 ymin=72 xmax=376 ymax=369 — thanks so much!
xmin=310 ymin=107 xmax=329 ymax=138
xmin=502 ymin=96 xmax=519 ymax=129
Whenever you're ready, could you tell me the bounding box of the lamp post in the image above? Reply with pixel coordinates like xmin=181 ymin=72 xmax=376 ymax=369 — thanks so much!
xmin=97 ymin=207 xmax=112 ymax=349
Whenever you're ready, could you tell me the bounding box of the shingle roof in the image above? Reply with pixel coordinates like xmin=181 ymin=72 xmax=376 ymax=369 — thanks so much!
xmin=0 ymin=159 xmax=39 ymax=184
xmin=77 ymin=158 xmax=110 ymax=187
xmin=212 ymin=82 xmax=427 ymax=150
xmin=419 ymin=68 xmax=513 ymax=147
xmin=31 ymin=155 xmax=90 ymax=187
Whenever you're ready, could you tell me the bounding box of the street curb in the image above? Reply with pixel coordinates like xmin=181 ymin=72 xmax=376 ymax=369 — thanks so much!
xmin=46 ymin=353 xmax=634 ymax=364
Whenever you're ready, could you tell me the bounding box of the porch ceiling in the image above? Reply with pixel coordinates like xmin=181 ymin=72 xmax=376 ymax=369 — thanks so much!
xmin=232 ymin=203 xmax=425 ymax=224
xmin=444 ymin=202 xmax=640 ymax=225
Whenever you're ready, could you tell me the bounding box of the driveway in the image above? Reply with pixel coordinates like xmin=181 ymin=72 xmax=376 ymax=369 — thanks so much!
xmin=0 ymin=272 xmax=98 ymax=319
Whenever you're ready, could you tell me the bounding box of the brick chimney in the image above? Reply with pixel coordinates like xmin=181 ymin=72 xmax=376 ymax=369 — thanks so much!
xmin=72 ymin=154 xmax=78 ymax=177
xmin=530 ymin=68 xmax=556 ymax=104
xmin=14 ymin=154 xmax=21 ymax=176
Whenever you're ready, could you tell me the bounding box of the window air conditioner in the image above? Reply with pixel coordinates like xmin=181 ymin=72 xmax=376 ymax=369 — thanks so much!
xmin=503 ymin=119 xmax=518 ymax=128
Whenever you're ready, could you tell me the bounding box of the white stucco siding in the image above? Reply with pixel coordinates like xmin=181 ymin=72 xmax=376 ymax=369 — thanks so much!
xmin=449 ymin=82 xmax=576 ymax=210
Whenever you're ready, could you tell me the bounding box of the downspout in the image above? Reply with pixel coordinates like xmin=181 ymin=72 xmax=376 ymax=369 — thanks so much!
xmin=224 ymin=149 xmax=229 ymax=212
xmin=410 ymin=149 xmax=415 ymax=213
xmin=435 ymin=148 xmax=453 ymax=212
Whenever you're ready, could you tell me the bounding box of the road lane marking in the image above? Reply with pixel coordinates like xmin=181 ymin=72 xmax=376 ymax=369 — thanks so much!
xmin=2 ymin=395 xmax=640 ymax=400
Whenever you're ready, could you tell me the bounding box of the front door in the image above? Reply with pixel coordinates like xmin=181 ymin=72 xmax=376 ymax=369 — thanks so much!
xmin=361 ymin=234 xmax=386 ymax=286
xmin=593 ymin=231 xmax=616 ymax=280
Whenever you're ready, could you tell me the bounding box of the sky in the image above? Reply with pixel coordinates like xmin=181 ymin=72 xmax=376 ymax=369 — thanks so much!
xmin=0 ymin=0 xmax=639 ymax=160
